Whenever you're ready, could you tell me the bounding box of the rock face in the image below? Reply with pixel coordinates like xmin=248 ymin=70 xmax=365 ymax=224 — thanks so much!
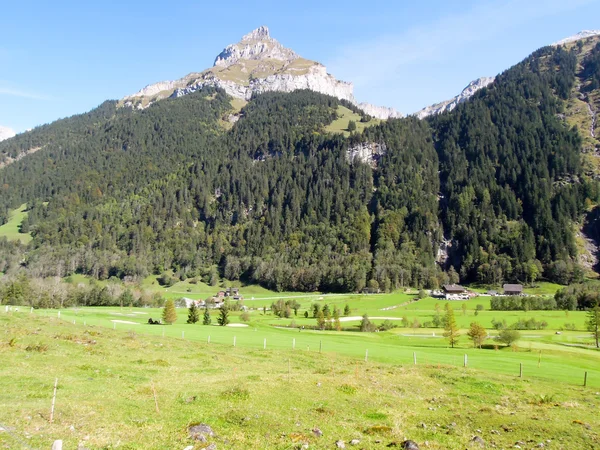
xmin=553 ymin=30 xmax=600 ymax=46
xmin=123 ymin=26 xmax=402 ymax=119
xmin=358 ymin=102 xmax=403 ymax=119
xmin=0 ymin=126 xmax=16 ymax=142
xmin=347 ymin=142 xmax=387 ymax=167
xmin=414 ymin=77 xmax=495 ymax=119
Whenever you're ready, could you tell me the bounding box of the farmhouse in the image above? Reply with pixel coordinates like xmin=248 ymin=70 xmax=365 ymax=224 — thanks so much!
xmin=225 ymin=287 xmax=240 ymax=297
xmin=442 ymin=284 xmax=468 ymax=300
xmin=503 ymin=284 xmax=523 ymax=296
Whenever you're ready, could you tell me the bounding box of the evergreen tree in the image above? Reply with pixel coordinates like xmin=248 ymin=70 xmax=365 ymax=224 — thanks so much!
xmin=466 ymin=322 xmax=487 ymax=348
xmin=443 ymin=303 xmax=460 ymax=348
xmin=187 ymin=302 xmax=200 ymax=324
xmin=162 ymin=299 xmax=177 ymax=325
xmin=347 ymin=120 xmax=357 ymax=132
xmin=344 ymin=304 xmax=351 ymax=316
xmin=217 ymin=304 xmax=230 ymax=326
xmin=202 ymin=307 xmax=211 ymax=325
xmin=312 ymin=303 xmax=321 ymax=318
xmin=360 ymin=313 xmax=374 ymax=332
xmin=586 ymin=304 xmax=600 ymax=348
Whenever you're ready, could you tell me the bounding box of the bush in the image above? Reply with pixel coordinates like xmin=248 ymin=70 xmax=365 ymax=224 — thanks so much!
xmin=497 ymin=329 xmax=521 ymax=345
xmin=240 ymin=311 xmax=250 ymax=322
xmin=378 ymin=320 xmax=397 ymax=331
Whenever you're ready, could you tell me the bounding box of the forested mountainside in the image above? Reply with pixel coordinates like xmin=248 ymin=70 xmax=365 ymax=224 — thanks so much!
xmin=1 ymin=40 xmax=600 ymax=291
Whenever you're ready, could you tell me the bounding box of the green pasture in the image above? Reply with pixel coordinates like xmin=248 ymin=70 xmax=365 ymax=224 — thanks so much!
xmin=0 ymin=203 xmax=31 ymax=244
xmin=2 ymin=311 xmax=599 ymax=449
xmin=35 ymin=304 xmax=600 ymax=389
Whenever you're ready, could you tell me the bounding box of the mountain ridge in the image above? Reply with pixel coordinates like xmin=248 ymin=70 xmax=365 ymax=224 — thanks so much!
xmin=123 ymin=26 xmax=403 ymax=120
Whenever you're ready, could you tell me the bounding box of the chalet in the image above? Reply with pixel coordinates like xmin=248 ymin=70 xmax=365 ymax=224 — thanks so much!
xmin=442 ymin=284 xmax=468 ymax=300
xmin=225 ymin=287 xmax=240 ymax=297
xmin=503 ymin=284 xmax=523 ymax=296
xmin=181 ymin=298 xmax=206 ymax=308
xmin=215 ymin=291 xmax=226 ymax=298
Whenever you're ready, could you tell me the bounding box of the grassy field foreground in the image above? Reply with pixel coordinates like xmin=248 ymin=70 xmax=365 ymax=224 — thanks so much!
xmin=1 ymin=313 xmax=600 ymax=449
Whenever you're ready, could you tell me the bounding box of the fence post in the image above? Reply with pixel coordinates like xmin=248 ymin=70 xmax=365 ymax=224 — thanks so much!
xmin=464 ymin=354 xmax=468 ymax=367
xmin=519 ymin=363 xmax=523 ymax=378
xmin=182 ymin=331 xmax=184 ymax=339
xmin=319 ymin=340 xmax=322 ymax=353
xmin=264 ymin=338 xmax=266 ymax=350
xmin=292 ymin=338 xmax=295 ymax=350
xmin=413 ymin=352 xmax=417 ymax=365
xmin=233 ymin=336 xmax=236 ymax=347
xmin=50 ymin=378 xmax=58 ymax=424
xmin=584 ymin=371 xmax=588 ymax=387
xmin=207 ymin=335 xmax=210 ymax=344
xmin=365 ymin=349 xmax=369 ymax=362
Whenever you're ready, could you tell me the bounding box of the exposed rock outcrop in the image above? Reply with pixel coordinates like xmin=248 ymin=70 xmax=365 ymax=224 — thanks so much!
xmin=123 ymin=26 xmax=402 ymax=119
xmin=347 ymin=141 xmax=387 ymax=167
xmin=415 ymin=77 xmax=495 ymax=119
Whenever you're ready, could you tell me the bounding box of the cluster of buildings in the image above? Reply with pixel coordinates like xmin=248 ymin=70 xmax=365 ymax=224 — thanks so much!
xmin=181 ymin=287 xmax=244 ymax=309
xmin=437 ymin=283 xmax=524 ymax=300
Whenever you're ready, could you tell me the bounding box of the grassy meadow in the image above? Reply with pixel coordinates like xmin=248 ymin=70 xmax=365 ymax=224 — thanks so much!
xmin=0 ymin=203 xmax=31 ymax=244
xmin=1 ymin=311 xmax=600 ymax=449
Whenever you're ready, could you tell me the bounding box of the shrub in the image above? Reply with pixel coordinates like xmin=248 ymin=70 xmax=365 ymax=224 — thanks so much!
xmin=497 ymin=329 xmax=521 ymax=346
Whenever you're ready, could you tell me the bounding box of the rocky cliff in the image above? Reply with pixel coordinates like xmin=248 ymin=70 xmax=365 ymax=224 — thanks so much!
xmin=123 ymin=26 xmax=402 ymax=119
xmin=414 ymin=77 xmax=495 ymax=119
xmin=0 ymin=126 xmax=15 ymax=142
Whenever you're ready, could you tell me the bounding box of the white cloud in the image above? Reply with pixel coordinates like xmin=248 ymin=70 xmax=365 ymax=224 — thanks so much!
xmin=0 ymin=86 xmax=54 ymax=100
xmin=327 ymin=0 xmax=597 ymax=91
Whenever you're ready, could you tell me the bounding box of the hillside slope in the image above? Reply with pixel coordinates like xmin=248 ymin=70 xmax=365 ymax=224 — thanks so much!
xmin=1 ymin=41 xmax=600 ymax=290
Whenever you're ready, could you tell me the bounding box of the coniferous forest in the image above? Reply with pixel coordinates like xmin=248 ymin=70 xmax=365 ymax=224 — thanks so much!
xmin=1 ymin=43 xmax=600 ymax=292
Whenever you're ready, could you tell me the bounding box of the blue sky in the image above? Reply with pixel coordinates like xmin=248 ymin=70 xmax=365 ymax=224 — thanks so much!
xmin=1 ymin=0 xmax=600 ymax=132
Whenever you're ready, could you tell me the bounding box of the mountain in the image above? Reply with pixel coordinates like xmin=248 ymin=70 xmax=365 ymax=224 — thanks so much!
xmin=414 ymin=77 xmax=495 ymax=119
xmin=0 ymin=126 xmax=15 ymax=142
xmin=0 ymin=32 xmax=599 ymax=292
xmin=553 ymin=30 xmax=600 ymax=46
xmin=122 ymin=26 xmax=403 ymax=120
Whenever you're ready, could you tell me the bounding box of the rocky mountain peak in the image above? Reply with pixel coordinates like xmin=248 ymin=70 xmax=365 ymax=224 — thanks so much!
xmin=241 ymin=25 xmax=271 ymax=41
xmin=415 ymin=76 xmax=495 ymax=119
xmin=123 ymin=26 xmax=402 ymax=119
xmin=214 ymin=26 xmax=298 ymax=67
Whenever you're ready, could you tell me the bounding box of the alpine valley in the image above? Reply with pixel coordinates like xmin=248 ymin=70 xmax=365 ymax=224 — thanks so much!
xmin=1 ymin=27 xmax=600 ymax=292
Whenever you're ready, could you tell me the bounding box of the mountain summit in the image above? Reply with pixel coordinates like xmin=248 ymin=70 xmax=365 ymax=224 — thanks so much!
xmin=123 ymin=26 xmax=402 ymax=119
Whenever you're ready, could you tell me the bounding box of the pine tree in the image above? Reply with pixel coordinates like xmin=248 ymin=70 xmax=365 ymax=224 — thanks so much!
xmin=217 ymin=305 xmax=230 ymax=326
xmin=162 ymin=299 xmax=177 ymax=325
xmin=443 ymin=303 xmax=460 ymax=348
xmin=466 ymin=322 xmax=487 ymax=348
xmin=344 ymin=304 xmax=351 ymax=316
xmin=347 ymin=120 xmax=357 ymax=132
xmin=586 ymin=304 xmax=600 ymax=348
xmin=202 ymin=307 xmax=211 ymax=325
xmin=187 ymin=302 xmax=200 ymax=324
xmin=360 ymin=313 xmax=374 ymax=332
